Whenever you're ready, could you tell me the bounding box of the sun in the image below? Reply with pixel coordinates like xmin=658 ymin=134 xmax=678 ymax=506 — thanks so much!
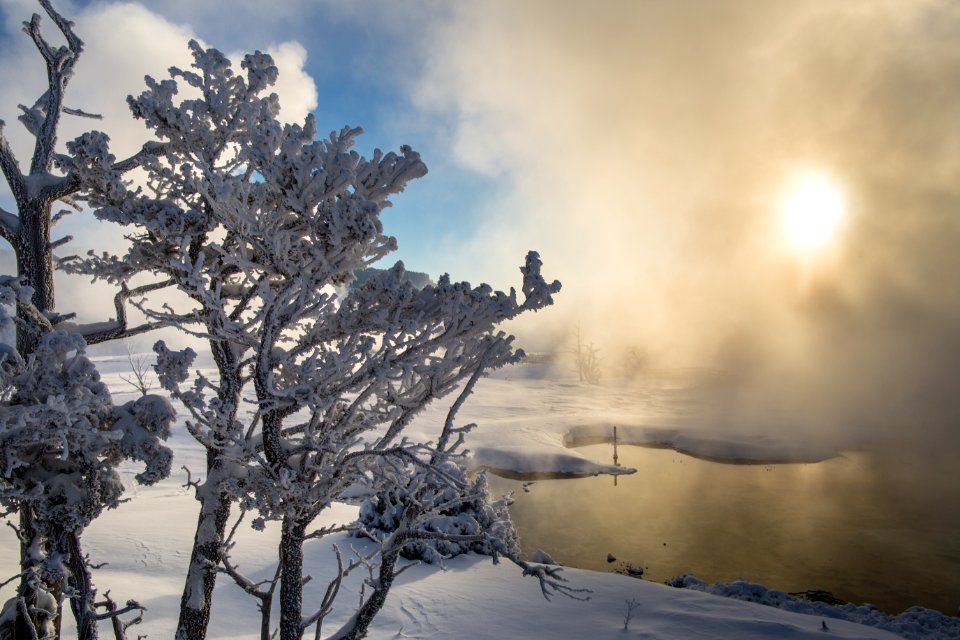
xmin=779 ymin=172 xmax=845 ymax=252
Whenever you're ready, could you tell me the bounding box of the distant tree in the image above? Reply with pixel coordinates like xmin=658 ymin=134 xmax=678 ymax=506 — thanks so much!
xmin=572 ymin=322 xmax=601 ymax=384
xmin=65 ymin=37 xmax=570 ymax=640
xmin=119 ymin=342 xmax=155 ymax=396
xmin=349 ymin=266 xmax=433 ymax=290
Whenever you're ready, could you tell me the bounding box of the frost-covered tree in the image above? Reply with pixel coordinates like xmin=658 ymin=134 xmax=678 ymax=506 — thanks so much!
xmin=0 ymin=2 xmax=169 ymax=637
xmin=0 ymin=0 xmax=161 ymax=353
xmin=0 ymin=278 xmax=175 ymax=640
xmin=64 ymin=40 xmax=568 ymax=639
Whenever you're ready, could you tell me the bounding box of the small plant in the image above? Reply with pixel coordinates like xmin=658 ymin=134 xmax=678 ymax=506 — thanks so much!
xmin=623 ymin=596 xmax=641 ymax=630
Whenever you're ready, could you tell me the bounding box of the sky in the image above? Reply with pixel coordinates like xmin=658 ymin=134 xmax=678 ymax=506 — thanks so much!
xmin=3 ymin=0 xmax=960 ymax=448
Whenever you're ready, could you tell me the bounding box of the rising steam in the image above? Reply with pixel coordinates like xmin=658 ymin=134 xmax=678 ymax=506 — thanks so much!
xmin=413 ymin=0 xmax=960 ymax=446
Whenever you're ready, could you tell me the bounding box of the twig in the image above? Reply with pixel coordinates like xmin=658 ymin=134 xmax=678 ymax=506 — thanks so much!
xmin=182 ymin=466 xmax=202 ymax=493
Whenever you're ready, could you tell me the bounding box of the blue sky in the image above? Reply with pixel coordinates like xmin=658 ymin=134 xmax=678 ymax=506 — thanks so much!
xmin=0 ymin=0 xmax=497 ymax=282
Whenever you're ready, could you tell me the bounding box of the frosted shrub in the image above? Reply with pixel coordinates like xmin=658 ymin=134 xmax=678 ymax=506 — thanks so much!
xmin=0 ymin=286 xmax=175 ymax=639
xmin=357 ymin=464 xmax=520 ymax=564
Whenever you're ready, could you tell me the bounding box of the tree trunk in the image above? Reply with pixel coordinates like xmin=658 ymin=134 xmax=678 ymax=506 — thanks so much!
xmin=175 ymin=333 xmax=243 ymax=640
xmin=279 ymin=517 xmax=307 ymax=640
xmin=259 ymin=594 xmax=273 ymax=640
xmin=60 ymin=530 xmax=98 ymax=640
xmin=333 ymin=544 xmax=402 ymax=640
xmin=15 ymin=199 xmax=54 ymax=356
xmin=174 ymin=454 xmax=232 ymax=640
xmin=13 ymin=508 xmax=49 ymax=640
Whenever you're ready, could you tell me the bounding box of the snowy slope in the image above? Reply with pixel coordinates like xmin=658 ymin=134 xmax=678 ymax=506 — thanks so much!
xmin=0 ymin=354 xmax=932 ymax=638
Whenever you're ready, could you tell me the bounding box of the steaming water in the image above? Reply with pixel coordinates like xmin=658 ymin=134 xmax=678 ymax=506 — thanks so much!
xmin=487 ymin=442 xmax=960 ymax=615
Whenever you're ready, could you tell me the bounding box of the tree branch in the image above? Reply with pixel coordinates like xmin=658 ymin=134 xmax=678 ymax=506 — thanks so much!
xmin=24 ymin=0 xmax=84 ymax=175
xmin=0 ymin=122 xmax=26 ymax=205
xmin=49 ymin=234 xmax=72 ymax=250
xmin=0 ymin=204 xmax=19 ymax=245
xmin=40 ymin=141 xmax=167 ymax=204
xmin=432 ymin=343 xmax=500 ymax=461
xmin=73 ymin=278 xmax=175 ymax=344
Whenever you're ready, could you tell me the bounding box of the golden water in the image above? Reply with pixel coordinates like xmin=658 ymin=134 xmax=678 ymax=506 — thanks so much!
xmin=487 ymin=442 xmax=960 ymax=615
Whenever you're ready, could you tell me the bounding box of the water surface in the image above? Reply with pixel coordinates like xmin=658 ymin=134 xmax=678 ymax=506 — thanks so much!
xmin=487 ymin=441 xmax=960 ymax=615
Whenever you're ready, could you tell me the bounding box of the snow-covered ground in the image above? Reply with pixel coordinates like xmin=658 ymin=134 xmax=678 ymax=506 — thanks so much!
xmin=2 ymin=352 xmax=955 ymax=638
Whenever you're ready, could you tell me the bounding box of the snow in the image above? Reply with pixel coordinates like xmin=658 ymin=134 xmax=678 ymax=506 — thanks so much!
xmin=470 ymin=444 xmax=634 ymax=477
xmin=564 ymin=424 xmax=836 ymax=464
xmin=400 ymin=362 xmax=842 ymax=475
xmin=2 ymin=352 xmax=949 ymax=638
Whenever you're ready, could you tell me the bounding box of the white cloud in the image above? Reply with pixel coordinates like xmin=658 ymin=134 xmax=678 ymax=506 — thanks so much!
xmin=245 ymin=41 xmax=317 ymax=125
xmin=1 ymin=1 xmax=319 ymax=169
xmin=0 ymin=1 xmax=319 ymax=324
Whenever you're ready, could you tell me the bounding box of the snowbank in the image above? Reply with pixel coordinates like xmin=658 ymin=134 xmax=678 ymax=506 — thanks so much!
xmin=671 ymin=575 xmax=960 ymax=640
xmin=563 ymin=424 xmax=837 ymax=464
xmin=470 ymin=444 xmax=635 ymax=477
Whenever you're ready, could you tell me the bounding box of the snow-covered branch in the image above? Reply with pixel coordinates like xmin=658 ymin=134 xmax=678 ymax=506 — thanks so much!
xmin=23 ymin=0 xmax=84 ymax=175
xmin=0 ymin=205 xmax=19 ymax=245
xmin=0 ymin=123 xmax=25 ymax=210
xmin=77 ymin=278 xmax=176 ymax=345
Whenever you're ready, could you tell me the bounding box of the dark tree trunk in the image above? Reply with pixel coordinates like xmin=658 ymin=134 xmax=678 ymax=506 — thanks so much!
xmin=15 ymin=199 xmax=54 ymax=356
xmin=259 ymin=593 xmax=274 ymax=640
xmin=60 ymin=530 xmax=98 ymax=640
xmin=279 ymin=517 xmax=307 ymax=640
xmin=175 ymin=336 xmax=241 ymax=640
xmin=13 ymin=508 xmax=47 ymax=640
xmin=336 ymin=544 xmax=402 ymax=640
xmin=174 ymin=455 xmax=232 ymax=640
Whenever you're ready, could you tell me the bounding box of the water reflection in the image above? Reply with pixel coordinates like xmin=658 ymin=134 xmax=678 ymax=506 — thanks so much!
xmin=486 ymin=442 xmax=960 ymax=615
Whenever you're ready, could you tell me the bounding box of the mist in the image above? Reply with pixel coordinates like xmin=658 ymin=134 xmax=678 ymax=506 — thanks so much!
xmin=3 ymin=0 xmax=960 ymax=448
xmin=410 ymin=0 xmax=960 ymax=448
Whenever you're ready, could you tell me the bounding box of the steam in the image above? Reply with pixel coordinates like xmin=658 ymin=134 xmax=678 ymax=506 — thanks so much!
xmin=413 ymin=0 xmax=960 ymax=446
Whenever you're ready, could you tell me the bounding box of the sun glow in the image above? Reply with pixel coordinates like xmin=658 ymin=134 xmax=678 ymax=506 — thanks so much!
xmin=779 ymin=173 xmax=845 ymax=252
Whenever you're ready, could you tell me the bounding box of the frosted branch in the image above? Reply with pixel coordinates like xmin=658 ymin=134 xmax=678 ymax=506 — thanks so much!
xmin=49 ymin=234 xmax=72 ymax=250
xmin=91 ymin=599 xmax=144 ymax=621
xmin=0 ymin=122 xmax=25 ymax=202
xmin=181 ymin=466 xmax=202 ymax=495
xmin=434 ymin=339 xmax=505 ymax=459
xmin=511 ymin=557 xmax=591 ymax=602
xmin=0 ymin=571 xmax=26 ymax=591
xmin=0 ymin=204 xmax=19 ymax=244
xmin=61 ymin=106 xmax=102 ymax=120
xmin=23 ymin=0 xmax=84 ymax=175
xmin=79 ymin=278 xmax=175 ymax=345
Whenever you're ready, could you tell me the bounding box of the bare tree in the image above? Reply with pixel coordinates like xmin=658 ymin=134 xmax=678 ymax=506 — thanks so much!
xmin=119 ymin=342 xmax=155 ymax=396
xmin=572 ymin=321 xmax=601 ymax=384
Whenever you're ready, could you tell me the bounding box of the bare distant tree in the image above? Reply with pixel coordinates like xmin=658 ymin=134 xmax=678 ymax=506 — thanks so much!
xmin=119 ymin=342 xmax=155 ymax=396
xmin=572 ymin=321 xmax=601 ymax=384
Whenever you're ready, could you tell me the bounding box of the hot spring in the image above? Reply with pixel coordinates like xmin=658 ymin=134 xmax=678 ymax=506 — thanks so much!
xmin=486 ymin=439 xmax=960 ymax=616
